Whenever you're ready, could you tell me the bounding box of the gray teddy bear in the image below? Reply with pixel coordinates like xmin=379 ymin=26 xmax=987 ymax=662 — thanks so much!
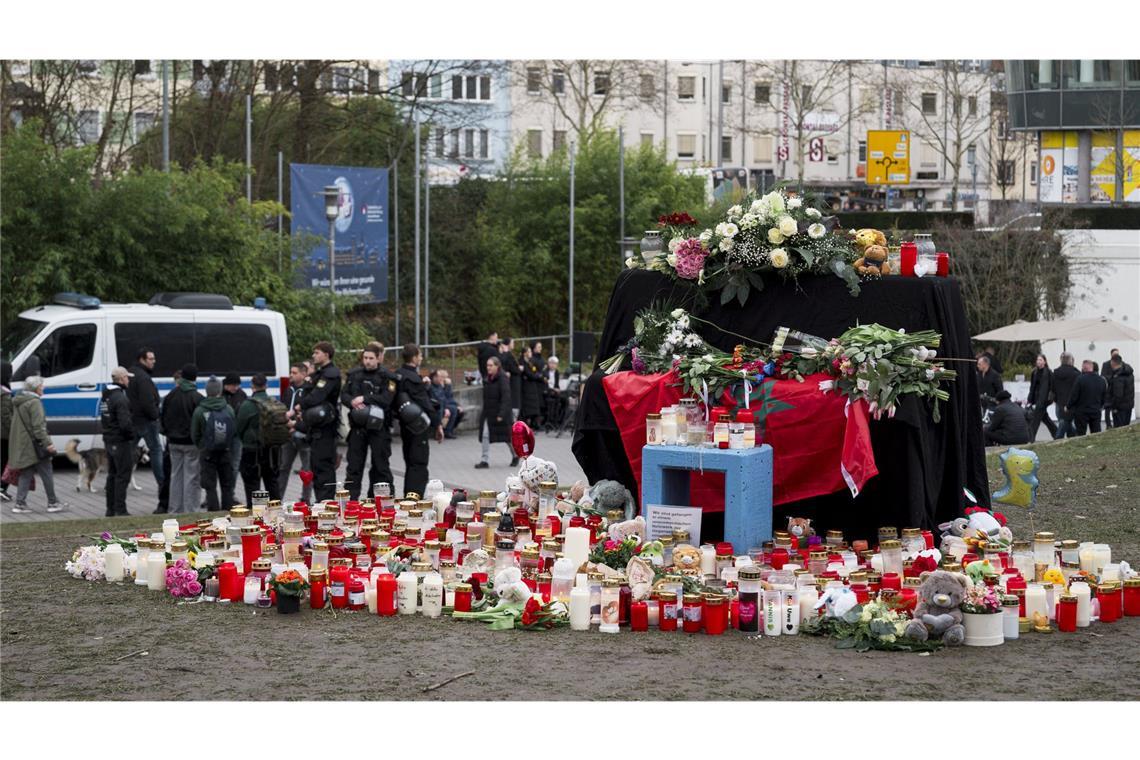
xmin=904 ymin=570 xmax=968 ymax=646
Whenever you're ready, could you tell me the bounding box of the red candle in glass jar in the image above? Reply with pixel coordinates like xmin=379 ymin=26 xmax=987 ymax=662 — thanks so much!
xmin=309 ymin=571 xmax=327 ymax=610
xmin=703 ymin=597 xmax=728 ymax=635
xmin=852 ymin=539 xmax=870 ymax=554
xmin=936 ymin=252 xmax=949 ymax=277
xmin=682 ymin=595 xmax=703 ymax=633
xmin=1124 ymin=579 xmax=1140 ymax=616
xmin=1099 ymin=585 xmax=1122 ymax=623
xmin=240 ymin=530 xmax=262 ymax=576
xmin=1057 ymin=596 xmax=1077 ymax=632
xmin=962 ymin=552 xmax=979 ymax=567
xmin=730 ymin=599 xmax=740 ymax=630
xmin=329 ymin=566 xmax=350 ymax=609
xmin=377 ymin=573 xmax=397 ymax=616
xmin=900 ymin=242 xmax=917 ymax=276
xmin=217 ymin=562 xmax=237 ymax=601
xmin=896 ymin=588 xmax=918 ymax=615
xmin=921 ymin=531 xmax=934 ymax=550
xmin=630 ymin=601 xmax=649 ymax=632
xmin=522 ymin=576 xmax=537 ymax=593
xmin=537 ymin=576 xmax=551 ymax=601
xmin=851 ymin=584 xmax=871 ymax=605
xmin=619 ymin=584 xmax=632 ymax=625
xmin=716 ymin=541 xmax=735 ymax=558
xmin=348 ymin=578 xmax=365 ymax=611
xmin=454 ymin=584 xmax=473 ymax=613
xmin=770 ymin=548 xmax=789 ymax=570
xmin=586 ymin=514 xmax=603 ymax=543
xmin=880 ymin=573 xmax=902 ymax=591
xmin=546 ymin=514 xmax=562 ymax=538
xmin=512 ymin=507 xmax=530 ymax=531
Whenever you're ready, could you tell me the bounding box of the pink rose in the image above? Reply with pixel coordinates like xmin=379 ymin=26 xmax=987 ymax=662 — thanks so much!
xmin=605 ymin=540 xmax=617 ymax=551
xmin=187 ymin=580 xmax=202 ymax=595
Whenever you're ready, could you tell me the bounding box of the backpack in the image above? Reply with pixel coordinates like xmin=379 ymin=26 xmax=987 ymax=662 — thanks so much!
xmin=201 ymin=409 xmax=235 ymax=452
xmin=254 ymin=397 xmax=291 ymax=447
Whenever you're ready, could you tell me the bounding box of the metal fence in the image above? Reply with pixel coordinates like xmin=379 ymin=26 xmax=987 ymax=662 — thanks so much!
xmin=369 ymin=334 xmax=572 ymax=380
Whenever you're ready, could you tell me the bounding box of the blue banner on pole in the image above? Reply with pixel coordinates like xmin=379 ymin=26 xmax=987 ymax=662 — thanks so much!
xmin=290 ymin=163 xmax=389 ymax=303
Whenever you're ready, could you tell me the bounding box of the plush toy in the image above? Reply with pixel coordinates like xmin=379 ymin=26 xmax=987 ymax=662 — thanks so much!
xmin=519 ymin=456 xmax=558 ymax=495
xmin=904 ymin=570 xmax=968 ymax=645
xmin=464 ymin=549 xmax=494 ymax=576
xmin=787 ymin=517 xmax=814 ymax=545
xmin=814 ymin=586 xmax=858 ymax=618
xmin=992 ymin=447 xmax=1040 ymax=510
xmin=852 ymin=228 xmax=888 ymax=250
xmin=854 ymin=244 xmax=890 ymax=277
xmin=607 ymin=515 xmax=647 ymax=543
xmin=494 ymin=567 xmax=533 ymax=605
xmin=964 ymin=559 xmax=1001 ymax=585
xmin=672 ymin=544 xmax=702 ymax=572
xmin=1041 ymin=567 xmax=1066 ymax=586
xmin=638 ymin=540 xmax=665 ymax=567
xmin=626 ymin=556 xmax=656 ymax=601
xmin=583 ymin=480 xmax=636 ymax=521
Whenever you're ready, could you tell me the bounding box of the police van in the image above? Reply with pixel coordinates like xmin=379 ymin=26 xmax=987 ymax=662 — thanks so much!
xmin=4 ymin=292 xmax=290 ymax=451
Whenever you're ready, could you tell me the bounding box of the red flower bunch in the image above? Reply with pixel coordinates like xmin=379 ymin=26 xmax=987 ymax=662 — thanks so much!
xmin=518 ymin=596 xmax=568 ymax=630
xmin=911 ymin=554 xmax=939 ymax=575
xmin=658 ymin=211 xmax=697 ymax=227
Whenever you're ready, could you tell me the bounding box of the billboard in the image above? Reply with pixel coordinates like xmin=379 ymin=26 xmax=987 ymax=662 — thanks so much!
xmin=1039 ymin=131 xmax=1078 ymax=204
xmin=290 ymin=163 xmax=388 ymax=302
xmin=866 ymin=130 xmax=910 ymax=185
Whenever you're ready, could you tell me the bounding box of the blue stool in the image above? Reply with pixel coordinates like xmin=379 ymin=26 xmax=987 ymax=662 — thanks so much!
xmin=641 ymin=444 xmax=774 ymax=553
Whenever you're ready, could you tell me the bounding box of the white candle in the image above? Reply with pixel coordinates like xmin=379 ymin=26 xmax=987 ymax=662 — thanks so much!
xmin=1070 ymin=582 xmax=1091 ymax=627
xmin=700 ymin=545 xmax=716 ymax=577
xmin=646 ymin=599 xmax=660 ymax=627
xmin=422 ymin=573 xmax=443 ymax=618
xmin=563 ymin=527 xmax=591 ymax=571
xmin=782 ymin=589 xmax=800 ymax=635
xmin=243 ymin=577 xmax=261 ymax=605
xmin=1024 ymin=583 xmax=1047 ymax=620
xmin=1101 ymin=563 xmax=1121 ymax=582
xmin=798 ymin=587 xmax=819 ymax=624
xmin=397 ymin=571 xmax=418 ymax=615
xmin=162 ymin=519 xmax=179 ymax=545
xmin=1078 ymin=542 xmax=1096 ymax=573
xmin=734 ymin=555 xmax=753 ymax=568
xmin=870 ymin=554 xmax=885 ymax=573
xmin=569 ymin=585 xmax=590 ymax=630
xmin=1091 ymin=544 xmax=1111 ymax=574
xmin=365 ymin=586 xmax=377 ymax=614
xmin=134 ymin=541 xmax=150 ymax=585
xmin=104 ymin=544 xmax=124 ymax=583
xmin=146 ymin=551 xmax=166 ymax=591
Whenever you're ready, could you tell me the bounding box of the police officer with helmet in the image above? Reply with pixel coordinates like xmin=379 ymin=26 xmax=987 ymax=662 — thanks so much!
xmin=341 ymin=341 xmax=399 ymax=500
xmin=300 ymin=341 xmax=342 ymax=502
xmin=396 ymin=343 xmax=442 ymax=498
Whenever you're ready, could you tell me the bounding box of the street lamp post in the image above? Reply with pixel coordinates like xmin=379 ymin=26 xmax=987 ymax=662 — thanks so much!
xmin=323 ymin=184 xmax=339 ymax=315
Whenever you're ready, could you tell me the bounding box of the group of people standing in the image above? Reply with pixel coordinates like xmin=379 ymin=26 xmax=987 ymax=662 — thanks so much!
xmin=978 ymin=347 xmax=1135 ymax=447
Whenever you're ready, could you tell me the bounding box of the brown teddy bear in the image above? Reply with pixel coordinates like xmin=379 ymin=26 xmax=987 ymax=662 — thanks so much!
xmin=852 ymin=228 xmax=887 ymax=250
xmin=904 ymin=570 xmax=967 ymax=645
xmin=854 ymin=244 xmax=890 ymax=276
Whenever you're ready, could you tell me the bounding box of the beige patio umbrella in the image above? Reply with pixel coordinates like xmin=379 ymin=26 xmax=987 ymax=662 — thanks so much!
xmin=974 ymin=317 xmax=1140 ymax=348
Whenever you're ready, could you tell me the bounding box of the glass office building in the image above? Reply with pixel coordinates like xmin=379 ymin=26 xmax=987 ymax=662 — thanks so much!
xmin=1005 ymin=60 xmax=1140 ymax=203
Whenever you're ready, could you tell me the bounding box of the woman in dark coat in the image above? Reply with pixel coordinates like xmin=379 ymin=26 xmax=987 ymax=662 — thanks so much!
xmin=1027 ymin=353 xmax=1057 ymax=439
xmin=519 ymin=346 xmax=543 ymax=427
xmin=475 ymin=356 xmax=516 ymax=468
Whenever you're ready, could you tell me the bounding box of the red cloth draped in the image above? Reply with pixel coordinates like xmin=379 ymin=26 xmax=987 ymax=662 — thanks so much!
xmin=602 ymin=370 xmax=878 ymax=511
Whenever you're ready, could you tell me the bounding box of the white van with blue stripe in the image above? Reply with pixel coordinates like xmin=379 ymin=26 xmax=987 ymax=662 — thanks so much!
xmin=4 ymin=292 xmax=289 ymax=451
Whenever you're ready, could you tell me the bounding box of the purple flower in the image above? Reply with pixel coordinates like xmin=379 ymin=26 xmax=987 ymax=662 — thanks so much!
xmin=631 ymin=347 xmax=647 ymax=374
xmin=101 ymin=531 xmax=113 ymax=541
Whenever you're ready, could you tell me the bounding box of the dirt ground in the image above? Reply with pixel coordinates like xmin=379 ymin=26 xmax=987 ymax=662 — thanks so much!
xmin=2 ymin=425 xmax=1138 ymax=701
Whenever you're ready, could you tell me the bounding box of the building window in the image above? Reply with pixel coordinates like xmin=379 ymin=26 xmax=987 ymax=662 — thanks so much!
xmin=430 ymin=74 xmax=442 ymax=99
xmin=449 ymin=128 xmax=460 ymax=159
xmin=553 ymin=130 xmax=566 ymax=152
xmin=334 ymin=67 xmax=351 ymax=92
xmin=858 ymin=140 xmax=867 ymax=162
xmin=894 ymin=90 xmax=904 ymax=117
xmin=968 ymin=95 xmax=977 ymax=117
xmin=368 ymin=69 xmax=380 ymax=92
xmin=133 ymin=60 xmax=152 ymax=77
xmin=480 ymin=129 xmax=490 ymax=159
xmin=640 ymin=74 xmax=655 ymax=100
xmin=917 ymin=171 xmax=940 ymax=180
xmin=452 ymin=75 xmax=462 ymax=99
xmin=997 ymin=160 xmax=1016 ymax=185
xmin=527 ymin=128 xmax=543 ymax=158
xmin=435 ymin=128 xmax=445 ymax=158
xmin=78 ymin=60 xmax=99 ymax=76
xmin=480 ymin=76 xmax=491 ymax=100
xmin=464 ymin=129 xmax=475 ymax=159
xmin=466 ymin=76 xmax=478 ymax=99
xmin=678 ymin=76 xmax=696 ymax=100
xmin=594 ymin=73 xmax=610 ymax=96
xmin=1030 ymin=161 xmax=1038 ymax=184
xmin=677 ymin=133 xmax=696 ymax=158
xmin=922 ymin=92 xmax=937 ymax=115
xmin=264 ymin=64 xmax=279 ymax=91
xmin=721 ymin=81 xmax=733 ymax=104
xmin=527 ymin=67 xmax=542 ymax=94
xmin=966 ymin=144 xmax=976 ymax=167
xmin=754 ymin=82 xmax=770 ymax=105
xmin=640 ymin=132 xmax=654 ymax=148
xmin=827 ymin=152 xmax=839 ymax=165
xmin=552 ymin=69 xmax=565 ymax=95
xmin=352 ymin=68 xmax=366 ymax=93
xmin=720 ymin=135 xmax=733 ymax=162
xmin=76 ymin=110 xmax=100 ymax=145
xmin=801 ymin=84 xmax=813 ymax=104
xmin=918 ymin=60 xmax=939 ymax=69
xmin=133 ymin=111 xmax=155 ymax=142
xmin=402 ymin=72 xmax=414 ymax=97
xmin=753 ymin=136 xmax=773 ymax=163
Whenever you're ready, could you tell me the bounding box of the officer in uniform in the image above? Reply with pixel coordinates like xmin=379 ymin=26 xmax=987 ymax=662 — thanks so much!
xmin=396 ymin=343 xmax=442 ymax=498
xmin=341 ymin=341 xmax=399 ymax=500
xmin=300 ymin=341 xmax=342 ymax=502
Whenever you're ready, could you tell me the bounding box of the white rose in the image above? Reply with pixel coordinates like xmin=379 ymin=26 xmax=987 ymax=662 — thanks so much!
xmin=675 ymin=314 xmax=690 ymax=329
xmin=719 ymin=238 xmax=734 ymax=252
xmin=750 ymin=199 xmax=765 ymax=214
xmin=728 ymin=204 xmax=743 ymax=218
xmin=805 ymin=208 xmax=822 ymax=219
xmin=769 ymin=248 xmax=789 ymax=269
xmin=808 ymin=223 xmax=826 ymax=239
xmin=668 ymin=237 xmax=684 ymax=253
xmin=765 ymin=191 xmax=785 ymax=213
xmin=767 ymin=228 xmax=785 ymax=245
xmin=715 ymin=222 xmax=739 ymax=239
xmin=778 ymin=215 xmax=798 ymax=237
xmin=740 ymin=213 xmax=758 ymax=230
xmin=670 ymin=308 xmax=686 ymax=319
xmin=625 ymin=257 xmax=639 ymax=269
xmin=667 ymin=253 xmax=678 ymax=267
xmin=698 ymin=229 xmax=712 ymax=244
xmin=787 ymin=197 xmax=803 ymax=209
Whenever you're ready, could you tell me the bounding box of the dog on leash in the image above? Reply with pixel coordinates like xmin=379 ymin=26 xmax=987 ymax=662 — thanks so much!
xmin=64 ymin=439 xmax=149 ymax=493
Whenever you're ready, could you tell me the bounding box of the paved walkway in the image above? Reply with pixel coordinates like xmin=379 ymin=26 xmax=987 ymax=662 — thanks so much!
xmin=1 ymin=429 xmax=586 ymax=524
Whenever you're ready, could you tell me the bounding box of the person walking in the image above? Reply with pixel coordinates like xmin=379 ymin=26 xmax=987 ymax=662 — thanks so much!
xmin=500 ymin=338 xmax=522 ymax=423
xmin=1105 ymin=354 xmax=1135 ymax=428
xmin=126 ymin=347 xmax=164 ymax=493
xmin=476 ymin=330 xmax=499 ymax=383
xmin=192 ymin=378 xmax=237 ymax=511
xmin=1052 ymin=352 xmax=1080 ymax=439
xmin=236 ymin=373 xmax=284 ymax=508
xmin=475 ymin=356 xmax=517 ymax=469
xmin=8 ymin=375 xmax=67 ymax=514
xmin=1067 ymin=359 xmax=1108 ymax=436
xmin=983 ymin=390 xmax=1032 ymax=446
xmin=163 ymin=364 xmax=204 ymax=513
xmin=100 ymin=366 xmax=136 ymax=517
xmin=1100 ymin=348 xmax=1120 ymax=429
xmin=396 ymin=344 xmax=442 ymax=497
xmin=278 ymin=363 xmax=313 ymax=504
xmin=1 ymin=361 xmax=13 ymax=502
xmin=1026 ymin=354 xmax=1057 ymax=440
xmin=300 ymin=342 xmax=342 ymax=502
xmin=222 ymin=373 xmax=247 ymax=480
xmin=342 ymin=342 xmax=398 ymax=501
xmin=519 ymin=344 xmax=543 ymax=429
xmin=976 ymin=354 xmax=1003 ymax=416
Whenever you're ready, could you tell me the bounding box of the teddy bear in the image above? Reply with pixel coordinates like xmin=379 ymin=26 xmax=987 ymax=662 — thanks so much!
xmin=581 ymin=480 xmax=636 ymax=521
xmin=904 ymin=570 xmax=967 ymax=645
xmin=852 ymin=228 xmax=888 ymax=250
xmin=672 ymin=544 xmax=702 ymax=572
xmin=853 ymin=244 xmax=890 ymax=277
xmin=607 ymin=515 xmax=646 ymax=543
xmin=787 ymin=516 xmax=814 ymax=546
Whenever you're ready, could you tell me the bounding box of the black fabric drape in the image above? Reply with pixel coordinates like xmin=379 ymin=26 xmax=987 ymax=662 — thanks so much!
xmin=573 ymin=269 xmax=987 ymax=541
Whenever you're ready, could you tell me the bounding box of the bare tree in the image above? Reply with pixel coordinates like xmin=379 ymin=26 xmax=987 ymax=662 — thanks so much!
xmin=892 ymin=60 xmax=993 ymax=211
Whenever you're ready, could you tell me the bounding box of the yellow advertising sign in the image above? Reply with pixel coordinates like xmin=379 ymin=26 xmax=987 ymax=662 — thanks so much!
xmin=866 ymin=130 xmax=910 ymax=185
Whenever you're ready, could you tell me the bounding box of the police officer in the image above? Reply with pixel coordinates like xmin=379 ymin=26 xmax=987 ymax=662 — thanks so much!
xmin=101 ymin=366 xmax=136 ymax=517
xmin=396 ymin=343 xmax=442 ymax=498
xmin=341 ymin=341 xmax=399 ymax=500
xmin=300 ymin=341 xmax=342 ymax=502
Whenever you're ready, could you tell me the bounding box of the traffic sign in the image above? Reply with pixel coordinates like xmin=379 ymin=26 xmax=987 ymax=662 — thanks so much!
xmin=866 ymin=130 xmax=910 ymax=185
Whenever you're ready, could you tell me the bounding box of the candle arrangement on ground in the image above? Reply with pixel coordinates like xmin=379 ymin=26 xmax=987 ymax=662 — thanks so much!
xmin=63 ymin=470 xmax=1138 ymax=648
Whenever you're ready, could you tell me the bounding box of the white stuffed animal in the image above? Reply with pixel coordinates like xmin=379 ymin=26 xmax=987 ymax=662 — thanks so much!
xmin=814 ymin=586 xmax=858 ymax=618
xmin=494 ymin=567 xmax=532 ymax=605
xmin=607 ymin=515 xmax=647 ymax=543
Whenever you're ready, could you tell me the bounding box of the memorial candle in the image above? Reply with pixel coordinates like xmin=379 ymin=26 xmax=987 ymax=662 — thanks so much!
xmin=569 ymin=584 xmax=590 ymax=630
xmin=104 ymin=544 xmax=125 ymax=583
